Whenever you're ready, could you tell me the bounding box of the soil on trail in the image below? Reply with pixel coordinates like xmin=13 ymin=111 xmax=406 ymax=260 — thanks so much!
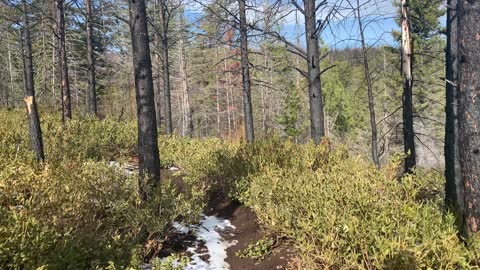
xmin=213 ymin=199 xmax=296 ymax=270
xmin=152 ymin=169 xmax=296 ymax=269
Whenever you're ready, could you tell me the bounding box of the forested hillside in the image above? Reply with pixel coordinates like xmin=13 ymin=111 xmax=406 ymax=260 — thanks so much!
xmin=1 ymin=0 xmax=479 ymax=268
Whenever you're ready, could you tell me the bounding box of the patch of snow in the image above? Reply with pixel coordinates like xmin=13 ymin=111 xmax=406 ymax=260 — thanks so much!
xmin=168 ymin=215 xmax=238 ymax=270
xmin=172 ymin=222 xmax=190 ymax=234
xmin=168 ymin=166 xmax=181 ymax=171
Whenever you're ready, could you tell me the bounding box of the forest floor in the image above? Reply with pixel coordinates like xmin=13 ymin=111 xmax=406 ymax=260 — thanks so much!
xmin=156 ymin=169 xmax=296 ymax=270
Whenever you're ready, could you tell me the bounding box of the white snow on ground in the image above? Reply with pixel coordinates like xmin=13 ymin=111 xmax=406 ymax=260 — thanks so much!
xmin=168 ymin=215 xmax=238 ymax=270
xmin=168 ymin=166 xmax=181 ymax=171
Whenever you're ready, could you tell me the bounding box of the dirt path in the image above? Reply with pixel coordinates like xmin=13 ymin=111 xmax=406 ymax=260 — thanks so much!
xmin=153 ymin=169 xmax=295 ymax=269
xmin=214 ymin=200 xmax=295 ymax=270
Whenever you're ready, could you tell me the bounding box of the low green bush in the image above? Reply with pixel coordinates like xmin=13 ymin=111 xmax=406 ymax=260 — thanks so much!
xmin=235 ymin=147 xmax=480 ymax=269
xmin=2 ymin=109 xmax=479 ymax=269
xmin=0 ymin=110 xmax=205 ymax=269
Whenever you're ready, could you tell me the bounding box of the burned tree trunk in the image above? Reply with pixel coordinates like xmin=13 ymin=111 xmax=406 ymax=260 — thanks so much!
xmin=456 ymin=0 xmax=480 ymax=237
xmin=85 ymin=0 xmax=97 ymax=116
xmin=238 ymin=0 xmax=255 ymax=142
xmin=128 ymin=0 xmax=161 ymax=200
xmin=444 ymin=0 xmax=463 ymax=224
xmin=56 ymin=0 xmax=72 ymax=123
xmin=400 ymin=0 xmax=416 ymax=174
xmin=304 ymin=0 xmax=325 ymax=144
xmin=21 ymin=0 xmax=45 ymax=162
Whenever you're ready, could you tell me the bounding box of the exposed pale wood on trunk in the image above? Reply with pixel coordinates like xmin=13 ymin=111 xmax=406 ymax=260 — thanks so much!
xmin=400 ymin=0 xmax=416 ymax=173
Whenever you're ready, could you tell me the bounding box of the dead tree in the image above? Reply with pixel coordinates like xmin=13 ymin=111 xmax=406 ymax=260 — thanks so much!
xmin=354 ymin=0 xmax=379 ymax=168
xmin=400 ymin=0 xmax=416 ymax=174
xmin=21 ymin=0 xmax=45 ymax=162
xmin=295 ymin=0 xmax=326 ymax=144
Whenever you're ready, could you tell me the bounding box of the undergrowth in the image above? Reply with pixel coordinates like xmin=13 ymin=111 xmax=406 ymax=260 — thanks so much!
xmin=1 ymin=109 xmax=479 ymax=269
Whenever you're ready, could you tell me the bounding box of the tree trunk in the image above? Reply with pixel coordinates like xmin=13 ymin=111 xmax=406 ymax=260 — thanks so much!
xmin=400 ymin=0 xmax=416 ymax=174
xmin=457 ymin=0 xmax=480 ymax=237
xmin=7 ymin=43 xmax=13 ymax=108
xmin=56 ymin=0 xmax=72 ymax=123
xmin=128 ymin=0 xmax=161 ymax=200
xmin=21 ymin=0 xmax=45 ymax=162
xmin=41 ymin=14 xmax=48 ymax=103
xmin=356 ymin=0 xmax=379 ymax=168
xmin=153 ymin=0 xmax=162 ymax=129
xmin=85 ymin=0 xmax=97 ymax=116
xmin=261 ymin=43 xmax=268 ymax=136
xmin=304 ymin=0 xmax=325 ymax=144
xmin=215 ymin=48 xmax=221 ymax=137
xmin=158 ymin=0 xmax=173 ymax=135
xmin=238 ymin=0 xmax=254 ymax=143
xmin=444 ymin=0 xmax=463 ymax=224
xmin=178 ymin=24 xmax=193 ymax=137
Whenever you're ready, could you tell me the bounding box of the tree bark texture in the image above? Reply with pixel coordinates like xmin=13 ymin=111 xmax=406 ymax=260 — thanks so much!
xmin=158 ymin=0 xmax=173 ymax=135
xmin=22 ymin=0 xmax=45 ymax=162
xmin=85 ymin=0 xmax=97 ymax=116
xmin=238 ymin=0 xmax=255 ymax=142
xmin=457 ymin=0 xmax=480 ymax=237
xmin=128 ymin=0 xmax=161 ymax=200
xmin=401 ymin=0 xmax=416 ymax=174
xmin=56 ymin=0 xmax=72 ymax=123
xmin=444 ymin=0 xmax=463 ymax=225
xmin=304 ymin=0 xmax=325 ymax=144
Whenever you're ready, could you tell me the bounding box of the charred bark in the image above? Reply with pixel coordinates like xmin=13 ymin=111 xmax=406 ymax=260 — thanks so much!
xmin=444 ymin=0 xmax=463 ymax=225
xmin=400 ymin=0 xmax=416 ymax=174
xmin=21 ymin=0 xmax=45 ymax=162
xmin=128 ymin=0 xmax=161 ymax=200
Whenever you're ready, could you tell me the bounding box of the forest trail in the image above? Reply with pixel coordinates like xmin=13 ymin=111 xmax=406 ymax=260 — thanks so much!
xmin=156 ymin=170 xmax=295 ymax=270
xmin=215 ymin=199 xmax=295 ymax=270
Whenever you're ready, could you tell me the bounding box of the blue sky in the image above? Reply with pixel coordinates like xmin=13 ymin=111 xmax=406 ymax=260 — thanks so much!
xmin=186 ymin=0 xmax=446 ymax=49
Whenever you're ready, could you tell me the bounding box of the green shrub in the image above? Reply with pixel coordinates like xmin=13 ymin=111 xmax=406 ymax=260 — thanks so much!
xmin=237 ymin=148 xmax=478 ymax=269
xmin=0 ymin=110 xmax=205 ymax=269
xmin=2 ymin=109 xmax=479 ymax=269
xmin=236 ymin=237 xmax=275 ymax=261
